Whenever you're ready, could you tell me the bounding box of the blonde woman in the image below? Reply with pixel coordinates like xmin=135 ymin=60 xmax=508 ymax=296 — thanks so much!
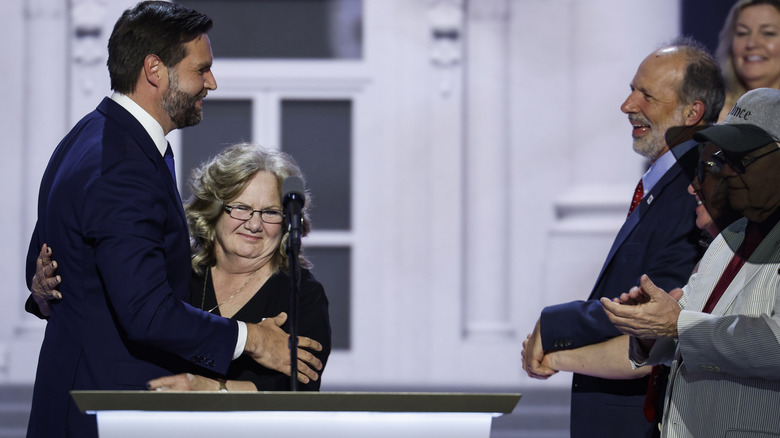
xmin=716 ymin=0 xmax=780 ymax=120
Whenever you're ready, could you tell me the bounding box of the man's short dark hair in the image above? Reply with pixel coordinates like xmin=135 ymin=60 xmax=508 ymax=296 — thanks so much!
xmin=107 ymin=1 xmax=213 ymax=94
xmin=668 ymin=36 xmax=726 ymax=124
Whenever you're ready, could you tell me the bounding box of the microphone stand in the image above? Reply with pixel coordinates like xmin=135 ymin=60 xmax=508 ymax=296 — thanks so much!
xmin=287 ymin=209 xmax=303 ymax=391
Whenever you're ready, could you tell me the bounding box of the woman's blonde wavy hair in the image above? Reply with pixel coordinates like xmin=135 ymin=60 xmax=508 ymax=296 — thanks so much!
xmin=715 ymin=0 xmax=780 ymax=112
xmin=185 ymin=143 xmax=312 ymax=275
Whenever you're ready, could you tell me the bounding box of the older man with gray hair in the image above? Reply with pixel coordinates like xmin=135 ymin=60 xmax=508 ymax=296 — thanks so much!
xmin=603 ymin=87 xmax=780 ymax=438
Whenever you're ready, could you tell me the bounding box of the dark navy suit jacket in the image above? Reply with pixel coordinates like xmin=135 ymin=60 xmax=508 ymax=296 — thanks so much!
xmin=25 ymin=98 xmax=237 ymax=438
xmin=540 ymin=141 xmax=702 ymax=438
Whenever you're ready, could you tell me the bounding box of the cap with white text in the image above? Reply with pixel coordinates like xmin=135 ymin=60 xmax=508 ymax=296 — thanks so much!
xmin=694 ymin=87 xmax=780 ymax=154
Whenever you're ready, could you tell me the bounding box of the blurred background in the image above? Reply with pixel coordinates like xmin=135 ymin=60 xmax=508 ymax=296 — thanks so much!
xmin=0 ymin=0 xmax=735 ymax=436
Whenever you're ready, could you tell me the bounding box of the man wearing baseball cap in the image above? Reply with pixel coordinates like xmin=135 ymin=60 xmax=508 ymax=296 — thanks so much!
xmin=601 ymin=87 xmax=780 ymax=437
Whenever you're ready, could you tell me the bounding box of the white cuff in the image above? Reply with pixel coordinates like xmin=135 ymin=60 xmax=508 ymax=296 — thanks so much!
xmin=233 ymin=321 xmax=247 ymax=360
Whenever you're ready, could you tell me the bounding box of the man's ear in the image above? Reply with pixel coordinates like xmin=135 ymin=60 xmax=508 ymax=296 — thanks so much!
xmin=684 ymin=100 xmax=705 ymax=126
xmin=143 ymin=55 xmax=164 ymax=87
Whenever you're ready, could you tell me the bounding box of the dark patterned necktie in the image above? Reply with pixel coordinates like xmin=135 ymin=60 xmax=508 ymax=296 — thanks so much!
xmin=628 ymin=178 xmax=644 ymax=217
xmin=164 ymin=143 xmax=176 ymax=182
xmin=702 ymin=223 xmax=762 ymax=313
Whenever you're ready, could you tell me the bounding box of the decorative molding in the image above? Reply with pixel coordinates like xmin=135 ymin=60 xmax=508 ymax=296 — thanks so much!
xmin=71 ymin=0 xmax=109 ymax=97
xmin=428 ymin=0 xmax=463 ymax=67
xmin=427 ymin=0 xmax=464 ymax=97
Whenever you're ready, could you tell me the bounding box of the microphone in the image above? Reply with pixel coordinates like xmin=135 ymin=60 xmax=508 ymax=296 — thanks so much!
xmin=282 ymin=176 xmax=305 ymax=391
xmin=282 ymin=176 xmax=306 ymax=240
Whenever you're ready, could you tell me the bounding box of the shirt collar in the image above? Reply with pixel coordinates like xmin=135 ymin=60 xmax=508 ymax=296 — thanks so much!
xmin=110 ymin=92 xmax=168 ymax=157
xmin=641 ymin=147 xmax=676 ymax=194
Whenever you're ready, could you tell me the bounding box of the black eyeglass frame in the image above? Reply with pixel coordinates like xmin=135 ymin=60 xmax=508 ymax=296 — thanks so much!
xmin=223 ymin=205 xmax=285 ymax=224
xmin=711 ymin=146 xmax=780 ymax=174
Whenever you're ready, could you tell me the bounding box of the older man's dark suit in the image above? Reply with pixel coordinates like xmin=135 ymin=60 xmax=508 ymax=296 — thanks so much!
xmin=25 ymin=98 xmax=237 ymax=438
xmin=540 ymin=142 xmax=701 ymax=438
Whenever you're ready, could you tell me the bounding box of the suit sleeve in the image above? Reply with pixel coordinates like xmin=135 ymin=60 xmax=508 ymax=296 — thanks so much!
xmin=628 ymin=336 xmax=678 ymax=368
xmin=541 ymin=180 xmax=700 ymax=352
xmin=676 ymin=311 xmax=780 ymax=378
xmin=541 ymin=299 xmax=622 ymax=351
xmin=82 ymin=154 xmax=237 ymax=374
xmin=675 ymin=275 xmax=780 ymax=379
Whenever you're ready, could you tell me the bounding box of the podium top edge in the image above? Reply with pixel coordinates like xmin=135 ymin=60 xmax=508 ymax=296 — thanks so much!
xmin=71 ymin=391 xmax=522 ymax=414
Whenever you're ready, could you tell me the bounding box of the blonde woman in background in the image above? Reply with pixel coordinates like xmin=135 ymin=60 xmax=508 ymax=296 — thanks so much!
xmin=716 ymin=0 xmax=780 ymax=120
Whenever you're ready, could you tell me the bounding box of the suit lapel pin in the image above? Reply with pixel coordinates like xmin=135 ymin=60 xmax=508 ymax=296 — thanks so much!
xmin=646 ymin=194 xmax=654 ymax=205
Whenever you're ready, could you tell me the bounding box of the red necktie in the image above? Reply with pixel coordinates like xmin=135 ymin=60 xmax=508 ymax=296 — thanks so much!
xmin=628 ymin=179 xmax=644 ymax=217
xmin=644 ymin=366 xmax=661 ymax=422
xmin=702 ymin=223 xmax=762 ymax=313
xmin=644 ymin=223 xmax=763 ymax=423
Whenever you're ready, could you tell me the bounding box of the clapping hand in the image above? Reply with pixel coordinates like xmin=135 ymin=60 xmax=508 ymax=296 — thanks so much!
xmin=601 ymin=275 xmax=681 ymax=339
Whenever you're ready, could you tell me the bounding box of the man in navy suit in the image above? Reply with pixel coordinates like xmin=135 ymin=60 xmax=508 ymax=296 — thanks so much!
xmin=25 ymin=3 xmax=321 ymax=437
xmin=603 ymin=87 xmax=780 ymax=438
xmin=521 ymin=39 xmax=726 ymax=437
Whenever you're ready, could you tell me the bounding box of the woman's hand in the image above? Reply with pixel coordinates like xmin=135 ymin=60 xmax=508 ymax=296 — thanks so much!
xmin=31 ymin=244 xmax=62 ymax=317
